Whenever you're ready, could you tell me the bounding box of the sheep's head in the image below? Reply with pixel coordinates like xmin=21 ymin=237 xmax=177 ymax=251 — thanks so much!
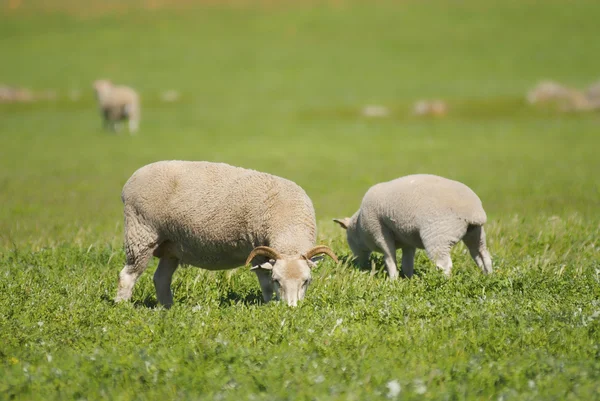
xmin=92 ymin=79 xmax=113 ymax=96
xmin=333 ymin=216 xmax=366 ymax=263
xmin=246 ymin=245 xmax=338 ymax=307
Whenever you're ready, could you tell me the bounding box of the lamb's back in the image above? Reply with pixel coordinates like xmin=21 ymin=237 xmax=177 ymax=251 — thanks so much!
xmin=361 ymin=174 xmax=486 ymax=229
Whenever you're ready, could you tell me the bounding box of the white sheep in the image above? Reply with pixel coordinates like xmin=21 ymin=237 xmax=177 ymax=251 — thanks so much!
xmin=585 ymin=81 xmax=600 ymax=107
xmin=115 ymin=160 xmax=338 ymax=307
xmin=334 ymin=174 xmax=492 ymax=278
xmin=93 ymin=79 xmax=140 ymax=133
xmin=526 ymin=80 xmax=592 ymax=111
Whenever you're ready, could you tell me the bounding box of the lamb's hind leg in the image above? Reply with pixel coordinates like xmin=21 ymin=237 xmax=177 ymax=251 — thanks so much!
xmin=153 ymin=256 xmax=179 ymax=308
xmin=115 ymin=223 xmax=159 ymax=303
xmin=422 ymin=225 xmax=459 ymax=277
xmin=463 ymin=225 xmax=493 ymax=274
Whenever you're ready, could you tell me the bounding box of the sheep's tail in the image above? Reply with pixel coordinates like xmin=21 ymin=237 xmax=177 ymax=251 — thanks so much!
xmin=466 ymin=207 xmax=487 ymax=229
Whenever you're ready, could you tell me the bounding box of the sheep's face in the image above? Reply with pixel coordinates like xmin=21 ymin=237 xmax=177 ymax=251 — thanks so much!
xmin=93 ymin=80 xmax=113 ymax=97
xmin=271 ymin=258 xmax=313 ymax=307
xmin=246 ymin=246 xmax=338 ymax=307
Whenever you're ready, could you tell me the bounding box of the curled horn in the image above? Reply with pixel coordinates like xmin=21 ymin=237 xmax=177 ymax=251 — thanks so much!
xmin=245 ymin=246 xmax=282 ymax=266
xmin=305 ymin=245 xmax=339 ymax=263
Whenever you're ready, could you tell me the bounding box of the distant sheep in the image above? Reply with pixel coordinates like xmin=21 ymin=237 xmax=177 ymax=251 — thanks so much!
xmin=116 ymin=161 xmax=338 ymax=307
xmin=93 ymin=79 xmax=140 ymax=133
xmin=413 ymin=99 xmax=448 ymax=117
xmin=334 ymin=174 xmax=492 ymax=278
xmin=0 ymin=85 xmax=34 ymax=103
xmin=585 ymin=80 xmax=600 ymax=106
xmin=527 ymin=80 xmax=592 ymax=112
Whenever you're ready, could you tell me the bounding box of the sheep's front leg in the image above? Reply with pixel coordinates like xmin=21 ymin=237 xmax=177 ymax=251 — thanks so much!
xmin=253 ymin=268 xmax=275 ymax=303
xmin=353 ymin=250 xmax=371 ymax=270
xmin=128 ymin=118 xmax=139 ymax=134
xmin=153 ymin=257 xmax=179 ymax=308
xmin=375 ymin=234 xmax=399 ymax=280
xmin=401 ymin=247 xmax=416 ymax=278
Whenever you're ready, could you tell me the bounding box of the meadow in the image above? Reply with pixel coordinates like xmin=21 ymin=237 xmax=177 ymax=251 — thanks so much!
xmin=1 ymin=0 xmax=600 ymax=399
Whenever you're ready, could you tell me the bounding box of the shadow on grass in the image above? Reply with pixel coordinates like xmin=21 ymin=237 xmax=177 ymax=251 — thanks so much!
xmin=132 ymin=296 xmax=159 ymax=309
xmin=339 ymin=252 xmax=428 ymax=279
xmin=101 ymin=293 xmax=158 ymax=308
xmin=218 ymin=290 xmax=263 ymax=307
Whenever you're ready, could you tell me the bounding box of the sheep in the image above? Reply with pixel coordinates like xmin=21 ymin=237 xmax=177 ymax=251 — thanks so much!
xmin=115 ymin=160 xmax=338 ymax=308
xmin=334 ymin=174 xmax=492 ymax=279
xmin=585 ymin=81 xmax=600 ymax=108
xmin=413 ymin=99 xmax=448 ymax=117
xmin=526 ymin=80 xmax=592 ymax=112
xmin=93 ymin=79 xmax=140 ymax=134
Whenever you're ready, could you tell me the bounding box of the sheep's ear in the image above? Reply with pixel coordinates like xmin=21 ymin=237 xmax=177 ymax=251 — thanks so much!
xmin=333 ymin=218 xmax=350 ymax=230
xmin=250 ymin=261 xmax=274 ymax=271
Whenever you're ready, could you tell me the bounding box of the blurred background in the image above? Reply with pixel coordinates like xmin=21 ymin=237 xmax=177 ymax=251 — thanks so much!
xmin=1 ymin=0 xmax=599 ymax=248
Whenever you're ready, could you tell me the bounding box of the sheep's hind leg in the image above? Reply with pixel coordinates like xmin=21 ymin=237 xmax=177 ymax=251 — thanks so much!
xmin=422 ymin=239 xmax=453 ymax=276
xmin=421 ymin=222 xmax=465 ymax=277
xmin=400 ymin=247 xmax=416 ymax=278
xmin=153 ymin=256 xmax=179 ymax=308
xmin=463 ymin=225 xmax=493 ymax=274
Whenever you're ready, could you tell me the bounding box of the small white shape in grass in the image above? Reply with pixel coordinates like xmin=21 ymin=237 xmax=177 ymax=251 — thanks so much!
xmin=281 ymin=319 xmax=286 ymax=328
xmin=37 ymin=321 xmax=44 ymax=327
xmin=307 ymin=328 xmax=315 ymax=334
xmin=329 ymin=318 xmax=343 ymax=336
xmin=192 ymin=305 xmax=202 ymax=312
xmin=161 ymin=90 xmax=180 ymax=102
xmin=414 ymin=379 xmax=427 ymax=394
xmin=102 ymin=327 xmax=107 ymax=333
xmin=46 ymin=354 xmax=52 ymax=363
xmin=361 ymin=105 xmax=389 ymax=118
xmin=528 ymin=380 xmax=536 ymax=389
xmin=386 ymin=379 xmax=401 ymax=398
xmin=69 ymin=89 xmax=81 ymax=101
xmin=314 ymin=375 xmax=325 ymax=384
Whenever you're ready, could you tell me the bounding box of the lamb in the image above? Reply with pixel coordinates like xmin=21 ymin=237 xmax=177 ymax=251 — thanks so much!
xmin=115 ymin=160 xmax=338 ymax=307
xmin=334 ymin=174 xmax=492 ymax=279
xmin=93 ymin=79 xmax=140 ymax=133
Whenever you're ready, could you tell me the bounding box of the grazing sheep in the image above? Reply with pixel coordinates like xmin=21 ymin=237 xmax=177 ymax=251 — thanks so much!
xmin=585 ymin=81 xmax=600 ymax=106
xmin=334 ymin=174 xmax=492 ymax=279
xmin=413 ymin=99 xmax=448 ymax=117
xmin=116 ymin=161 xmax=338 ymax=307
xmin=93 ymin=79 xmax=140 ymax=133
xmin=160 ymin=89 xmax=180 ymax=103
xmin=526 ymin=80 xmax=592 ymax=111
xmin=361 ymin=105 xmax=390 ymax=118
xmin=0 ymin=85 xmax=34 ymax=103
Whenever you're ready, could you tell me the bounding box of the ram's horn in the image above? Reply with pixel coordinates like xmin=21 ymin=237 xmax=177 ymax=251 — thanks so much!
xmin=245 ymin=246 xmax=282 ymax=265
xmin=305 ymin=246 xmax=339 ymax=263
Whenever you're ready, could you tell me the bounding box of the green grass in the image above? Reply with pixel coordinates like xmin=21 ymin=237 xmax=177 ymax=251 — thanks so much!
xmin=1 ymin=0 xmax=600 ymax=399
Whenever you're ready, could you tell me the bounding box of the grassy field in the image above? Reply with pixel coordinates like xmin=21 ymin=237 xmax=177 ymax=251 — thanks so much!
xmin=1 ymin=0 xmax=600 ymax=399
